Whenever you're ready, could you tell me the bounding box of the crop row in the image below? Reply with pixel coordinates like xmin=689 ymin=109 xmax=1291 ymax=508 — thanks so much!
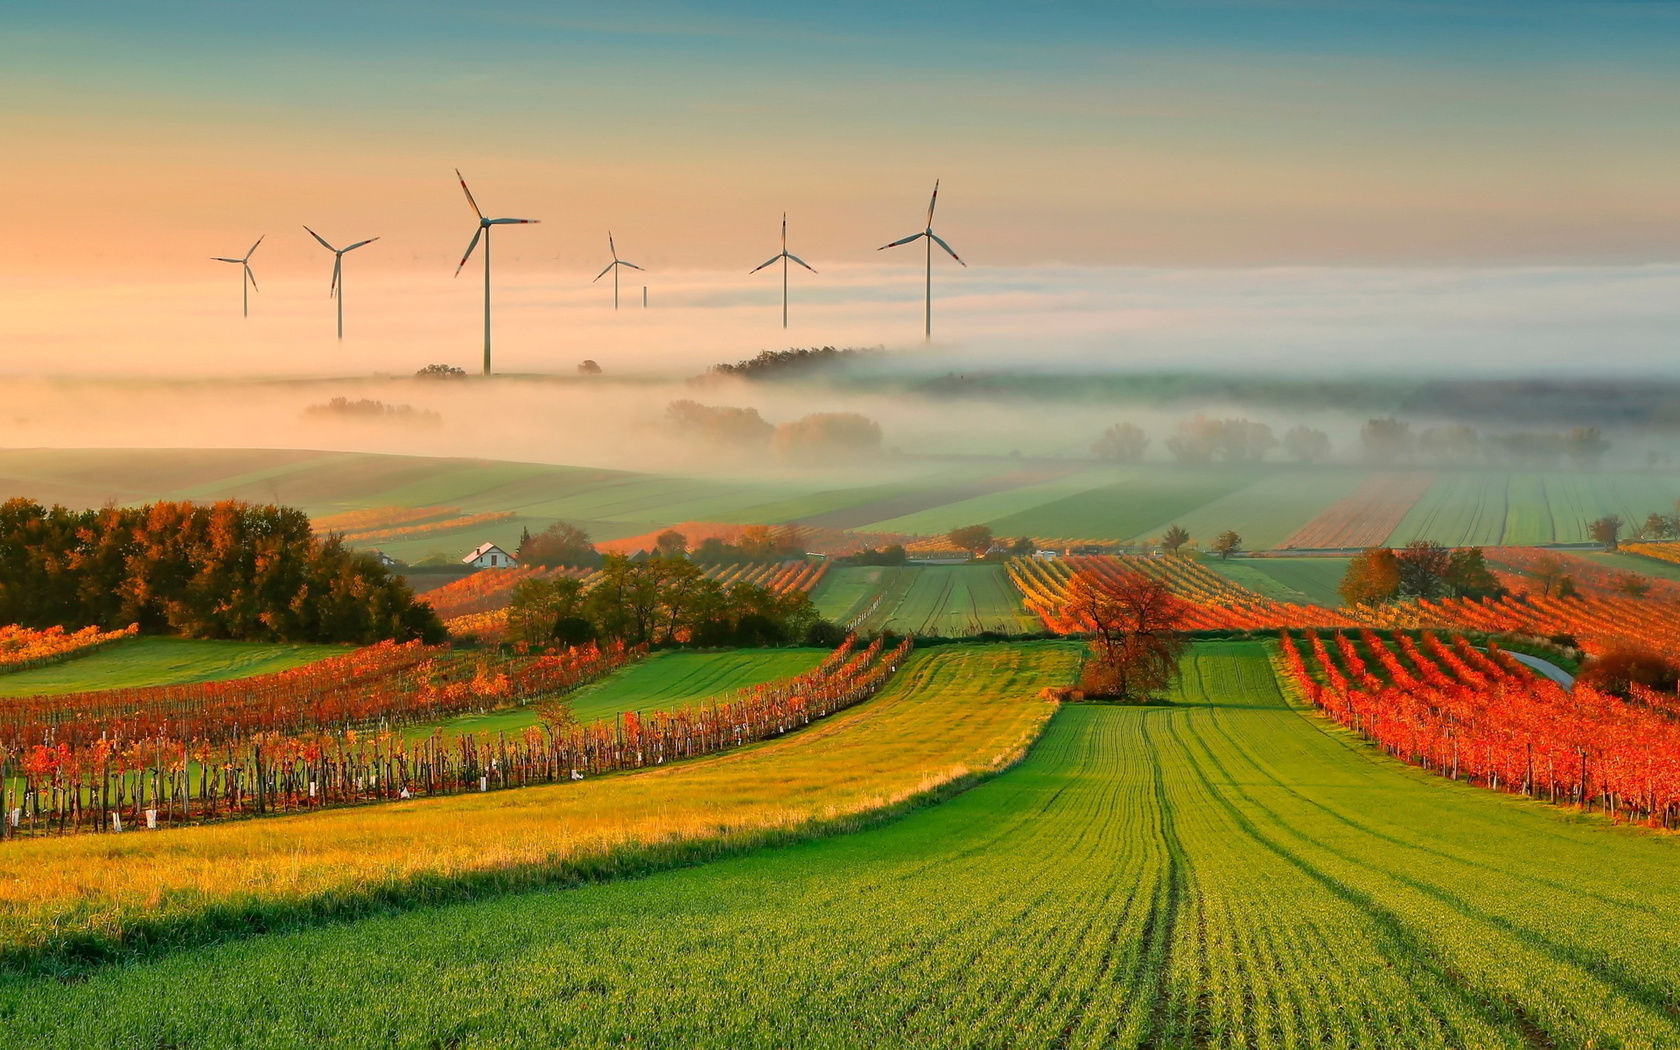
xmin=0 ymin=640 xmax=637 ymax=751
xmin=311 ymin=505 xmax=455 ymax=535
xmin=0 ymin=623 xmax=138 ymax=673
xmin=0 ymin=636 xmax=908 ymax=839
xmin=1008 ymin=555 xmax=1359 ymax=631
xmin=1281 ymin=627 xmax=1680 ymax=824
xmin=1486 ymin=546 xmax=1680 ymax=601
xmin=1276 ymin=473 xmax=1433 ymax=549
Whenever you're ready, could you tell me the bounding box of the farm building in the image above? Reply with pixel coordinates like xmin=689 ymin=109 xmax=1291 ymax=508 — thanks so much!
xmin=370 ymin=549 xmax=400 ymax=568
xmin=462 ymin=542 xmax=518 ymax=569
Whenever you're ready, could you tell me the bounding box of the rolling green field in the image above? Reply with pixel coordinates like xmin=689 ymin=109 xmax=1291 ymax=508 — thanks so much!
xmin=1204 ymin=555 xmax=1352 ymax=606
xmin=11 ymin=641 xmax=1677 ymax=1048
xmin=0 ymin=637 xmax=346 ymax=696
xmin=985 ymin=467 xmax=1254 ymax=541
xmin=415 ymin=648 xmax=829 ymax=738
xmin=1590 ymin=549 xmax=1680 ymax=581
xmin=5 ymin=448 xmax=1680 ymax=558
xmin=814 ymin=565 xmax=1038 ymax=636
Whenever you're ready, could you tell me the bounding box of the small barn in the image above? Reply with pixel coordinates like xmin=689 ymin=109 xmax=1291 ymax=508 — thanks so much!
xmin=463 ymin=542 xmax=518 ymax=569
xmin=371 ymin=549 xmax=400 ymax=568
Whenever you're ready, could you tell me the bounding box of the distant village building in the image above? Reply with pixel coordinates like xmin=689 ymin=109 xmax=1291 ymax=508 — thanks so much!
xmin=463 ymin=542 xmax=518 ymax=569
xmin=370 ymin=549 xmax=400 ymax=568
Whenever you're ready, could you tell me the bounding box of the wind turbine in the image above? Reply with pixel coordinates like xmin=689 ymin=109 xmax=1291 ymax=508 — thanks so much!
xmin=593 ymin=233 xmax=644 ymax=310
xmin=878 ymin=180 xmax=966 ymax=341
xmin=454 ymin=169 xmax=539 ymax=376
xmin=303 ymin=226 xmax=379 ymax=340
xmin=211 ymin=236 xmax=263 ymax=318
xmin=749 ymin=213 xmax=817 ymax=328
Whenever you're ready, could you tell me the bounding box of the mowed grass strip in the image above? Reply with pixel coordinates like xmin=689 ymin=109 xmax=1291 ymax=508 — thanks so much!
xmin=14 ymin=642 xmax=1680 ymax=1047
xmin=413 ymin=648 xmax=831 ymax=738
xmin=0 ymin=643 xmax=1078 ymax=969
xmin=0 ymin=637 xmax=347 ymax=697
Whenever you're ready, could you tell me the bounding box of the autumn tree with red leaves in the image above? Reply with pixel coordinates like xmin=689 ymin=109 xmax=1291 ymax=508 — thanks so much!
xmin=1059 ymin=569 xmax=1188 ymax=702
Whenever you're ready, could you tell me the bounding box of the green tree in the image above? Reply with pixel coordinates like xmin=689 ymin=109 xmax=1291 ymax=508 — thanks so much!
xmin=1282 ymin=425 xmax=1331 ymax=464
xmin=1360 ymin=418 xmax=1413 ymax=465
xmin=517 ymin=521 xmax=601 ymax=568
xmin=1442 ymin=548 xmax=1505 ymax=599
xmin=1211 ymin=531 xmax=1242 ymax=559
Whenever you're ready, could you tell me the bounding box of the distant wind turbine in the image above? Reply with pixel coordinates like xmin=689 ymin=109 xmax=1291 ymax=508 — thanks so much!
xmin=593 ymin=233 xmax=644 ymax=310
xmin=878 ymin=180 xmax=965 ymax=340
xmin=454 ymin=170 xmax=539 ymax=376
xmin=749 ymin=213 xmax=817 ymax=328
xmin=211 ymin=236 xmax=264 ymax=318
xmin=303 ymin=227 xmax=379 ymax=340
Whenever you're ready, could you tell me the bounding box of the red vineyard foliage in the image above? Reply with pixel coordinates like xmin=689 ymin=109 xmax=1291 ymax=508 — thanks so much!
xmin=0 ymin=640 xmax=639 ymax=751
xmin=0 ymin=636 xmax=909 ymax=838
xmin=1280 ymin=628 xmax=1680 ymax=826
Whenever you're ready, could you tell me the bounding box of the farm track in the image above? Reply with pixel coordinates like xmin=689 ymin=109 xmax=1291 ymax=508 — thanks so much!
xmin=13 ymin=642 xmax=1680 ymax=1047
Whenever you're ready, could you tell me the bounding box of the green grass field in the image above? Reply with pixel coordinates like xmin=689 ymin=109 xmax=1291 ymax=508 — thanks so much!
xmin=814 ymin=565 xmax=1037 ymax=636
xmin=985 ymin=467 xmax=1255 ymax=541
xmin=1204 ymin=555 xmax=1352 ymax=606
xmin=1594 ymin=549 xmax=1680 ymax=581
xmin=415 ymin=648 xmax=830 ymax=738
xmin=0 ymin=637 xmax=346 ymax=696
xmin=12 ymin=640 xmax=1677 ymax=1047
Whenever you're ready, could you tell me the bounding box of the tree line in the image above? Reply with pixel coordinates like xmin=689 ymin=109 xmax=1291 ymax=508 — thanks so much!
xmin=507 ymin=553 xmax=832 ymax=649
xmin=0 ymin=499 xmax=443 ymax=644
xmin=1094 ymin=416 xmax=1612 ymax=468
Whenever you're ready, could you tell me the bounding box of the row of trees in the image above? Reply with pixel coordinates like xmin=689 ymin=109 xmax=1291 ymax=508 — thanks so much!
xmin=507 ymin=554 xmax=829 ymax=649
xmin=515 ymin=522 xmax=816 ymax=569
xmin=1093 ymin=417 xmax=1613 ymax=468
xmin=0 ymin=499 xmax=443 ymax=643
xmin=1338 ymin=542 xmax=1506 ymax=605
xmin=665 ymin=400 xmax=883 ymax=462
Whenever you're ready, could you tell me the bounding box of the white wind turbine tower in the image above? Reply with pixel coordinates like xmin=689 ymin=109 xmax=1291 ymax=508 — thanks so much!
xmin=211 ymin=236 xmax=264 ymax=318
xmin=593 ymin=233 xmax=644 ymax=310
xmin=453 ymin=169 xmax=539 ymax=376
xmin=303 ymin=227 xmax=379 ymax=340
xmin=749 ymin=213 xmax=817 ymax=328
xmin=878 ymin=180 xmax=966 ymax=340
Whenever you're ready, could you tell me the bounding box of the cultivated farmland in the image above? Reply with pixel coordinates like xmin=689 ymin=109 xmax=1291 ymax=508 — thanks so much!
xmin=0 ymin=643 xmax=1078 ymax=968
xmin=813 ymin=565 xmax=1039 ymax=636
xmin=11 ymin=642 xmax=1678 ymax=1047
xmin=0 ymin=637 xmax=346 ymax=697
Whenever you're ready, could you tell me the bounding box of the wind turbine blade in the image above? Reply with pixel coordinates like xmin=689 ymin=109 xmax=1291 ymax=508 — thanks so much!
xmin=786 ymin=253 xmax=818 ymax=273
xmin=330 ymin=256 xmax=341 ymax=298
xmin=343 ymin=237 xmax=379 ymax=252
xmin=244 ymin=264 xmax=259 ymax=292
xmin=926 ymin=180 xmax=940 ymax=227
xmin=929 ymin=232 xmax=966 ymax=266
xmin=619 ymin=260 xmax=645 ymax=272
xmin=607 ymin=232 xmax=617 ymax=261
xmin=302 ymin=226 xmax=336 ymax=252
xmin=592 ymin=262 xmax=615 ymax=282
xmin=749 ymin=255 xmax=781 ymax=274
xmin=211 ymin=257 xmax=242 ymax=263
xmin=456 ymin=170 xmax=483 ymax=220
xmin=879 ymin=232 xmax=925 ymax=250
xmin=455 ymin=227 xmax=483 ymax=276
xmin=488 ymin=217 xmax=537 ymax=225
xmin=246 ymin=235 xmax=265 ymax=260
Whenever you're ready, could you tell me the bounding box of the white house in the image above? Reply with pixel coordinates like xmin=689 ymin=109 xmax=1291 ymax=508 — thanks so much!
xmin=463 ymin=542 xmax=518 ymax=569
xmin=371 ymin=549 xmax=400 ymax=568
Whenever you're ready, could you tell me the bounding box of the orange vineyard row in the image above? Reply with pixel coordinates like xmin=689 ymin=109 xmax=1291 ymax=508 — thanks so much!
xmin=0 ymin=624 xmax=138 ymax=673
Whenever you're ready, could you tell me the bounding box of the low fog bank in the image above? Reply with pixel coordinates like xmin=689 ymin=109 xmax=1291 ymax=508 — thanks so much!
xmin=6 ymin=366 xmax=1680 ymax=479
xmin=4 ymin=262 xmax=1679 ymax=382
